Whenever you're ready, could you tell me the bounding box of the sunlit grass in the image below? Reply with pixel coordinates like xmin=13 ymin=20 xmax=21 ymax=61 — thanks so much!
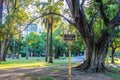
xmin=0 ymin=57 xmax=76 ymax=70
xmin=106 ymin=57 xmax=120 ymax=65
xmin=0 ymin=57 xmax=119 ymax=70
xmin=114 ymin=58 xmax=120 ymax=65
xmin=105 ymin=58 xmax=120 ymax=80
xmin=0 ymin=57 xmax=48 ymax=70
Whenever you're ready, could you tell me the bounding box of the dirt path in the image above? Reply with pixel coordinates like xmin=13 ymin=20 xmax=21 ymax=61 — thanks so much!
xmin=0 ymin=66 xmax=113 ymax=80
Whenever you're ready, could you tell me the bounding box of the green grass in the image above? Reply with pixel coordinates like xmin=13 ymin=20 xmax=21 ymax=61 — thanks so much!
xmin=0 ymin=57 xmax=77 ymax=70
xmin=106 ymin=73 xmax=120 ymax=80
xmin=105 ymin=58 xmax=120 ymax=80
xmin=0 ymin=57 xmax=120 ymax=80
xmin=39 ymin=76 xmax=55 ymax=80
xmin=105 ymin=67 xmax=120 ymax=80
xmin=0 ymin=57 xmax=47 ymax=70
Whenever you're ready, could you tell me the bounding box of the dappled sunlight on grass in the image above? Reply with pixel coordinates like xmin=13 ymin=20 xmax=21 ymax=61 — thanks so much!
xmin=0 ymin=57 xmax=82 ymax=70
xmin=0 ymin=57 xmax=48 ymax=70
xmin=115 ymin=58 xmax=120 ymax=65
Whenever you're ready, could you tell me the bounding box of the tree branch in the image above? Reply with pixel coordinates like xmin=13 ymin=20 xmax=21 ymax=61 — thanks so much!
xmin=81 ymin=0 xmax=86 ymax=8
xmin=96 ymin=0 xmax=110 ymax=26
xmin=110 ymin=10 xmax=120 ymax=27
xmin=13 ymin=12 xmax=75 ymax=35
xmin=89 ymin=10 xmax=99 ymax=28
xmin=13 ymin=0 xmax=17 ymax=13
xmin=66 ymin=0 xmax=73 ymax=13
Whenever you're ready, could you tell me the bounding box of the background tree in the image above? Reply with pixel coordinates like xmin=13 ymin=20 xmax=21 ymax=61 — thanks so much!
xmin=0 ymin=0 xmax=30 ymax=61
xmin=39 ymin=0 xmax=63 ymax=63
xmin=110 ymin=27 xmax=120 ymax=63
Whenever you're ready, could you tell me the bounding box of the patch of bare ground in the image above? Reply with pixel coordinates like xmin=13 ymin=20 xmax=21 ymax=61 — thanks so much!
xmin=0 ymin=66 xmax=114 ymax=80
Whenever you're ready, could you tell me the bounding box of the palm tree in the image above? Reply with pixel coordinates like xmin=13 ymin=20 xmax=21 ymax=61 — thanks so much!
xmin=40 ymin=0 xmax=63 ymax=63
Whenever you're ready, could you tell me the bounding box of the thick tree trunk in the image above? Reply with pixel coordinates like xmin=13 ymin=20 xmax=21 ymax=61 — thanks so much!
xmin=75 ymin=42 xmax=108 ymax=72
xmin=111 ymin=48 xmax=115 ymax=63
xmin=0 ymin=38 xmax=11 ymax=61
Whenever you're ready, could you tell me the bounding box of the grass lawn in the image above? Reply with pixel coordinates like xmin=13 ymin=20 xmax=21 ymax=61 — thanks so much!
xmin=105 ymin=67 xmax=120 ymax=80
xmin=0 ymin=57 xmax=78 ymax=70
xmin=0 ymin=57 xmax=120 ymax=80
xmin=105 ymin=58 xmax=120 ymax=80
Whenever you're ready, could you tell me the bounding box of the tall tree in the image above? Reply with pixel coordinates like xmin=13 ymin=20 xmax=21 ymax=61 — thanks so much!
xmin=0 ymin=0 xmax=29 ymax=61
xmin=64 ymin=0 xmax=120 ymax=72
xmin=40 ymin=0 xmax=63 ymax=63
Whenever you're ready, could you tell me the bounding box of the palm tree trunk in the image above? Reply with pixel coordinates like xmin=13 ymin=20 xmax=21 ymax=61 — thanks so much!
xmin=12 ymin=38 xmax=15 ymax=59
xmin=26 ymin=28 xmax=29 ymax=60
xmin=45 ymin=27 xmax=49 ymax=62
xmin=17 ymin=33 xmax=21 ymax=59
xmin=49 ymin=19 xmax=53 ymax=63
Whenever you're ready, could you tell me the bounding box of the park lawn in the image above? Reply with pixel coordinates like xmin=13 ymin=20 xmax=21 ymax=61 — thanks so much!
xmin=0 ymin=57 xmax=78 ymax=70
xmin=105 ymin=67 xmax=120 ymax=80
xmin=105 ymin=58 xmax=120 ymax=80
xmin=0 ymin=57 xmax=120 ymax=80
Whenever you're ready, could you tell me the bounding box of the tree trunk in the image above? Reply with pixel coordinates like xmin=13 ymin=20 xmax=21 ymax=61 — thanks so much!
xmin=0 ymin=38 xmax=11 ymax=61
xmin=111 ymin=48 xmax=115 ymax=63
xmin=0 ymin=40 xmax=5 ymax=61
xmin=26 ymin=28 xmax=29 ymax=60
xmin=3 ymin=48 xmax=7 ymax=61
xmin=45 ymin=24 xmax=49 ymax=62
xmin=54 ymin=47 xmax=60 ymax=59
xmin=17 ymin=34 xmax=21 ymax=59
xmin=75 ymin=39 xmax=109 ymax=72
xmin=49 ymin=18 xmax=53 ymax=63
xmin=12 ymin=38 xmax=15 ymax=59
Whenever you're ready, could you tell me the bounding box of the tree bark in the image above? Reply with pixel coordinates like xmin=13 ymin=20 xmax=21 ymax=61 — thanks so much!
xmin=76 ymin=42 xmax=108 ymax=72
xmin=49 ymin=17 xmax=53 ymax=63
xmin=54 ymin=47 xmax=60 ymax=59
xmin=3 ymin=48 xmax=7 ymax=61
xmin=111 ymin=48 xmax=115 ymax=63
xmin=0 ymin=40 xmax=5 ymax=61
xmin=45 ymin=22 xmax=49 ymax=62
xmin=26 ymin=28 xmax=29 ymax=60
xmin=12 ymin=38 xmax=15 ymax=59
xmin=0 ymin=38 xmax=11 ymax=61
xmin=17 ymin=33 xmax=21 ymax=59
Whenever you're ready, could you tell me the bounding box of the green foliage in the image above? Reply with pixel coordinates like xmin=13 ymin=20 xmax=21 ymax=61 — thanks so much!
xmin=27 ymin=32 xmax=46 ymax=55
xmin=72 ymin=37 xmax=85 ymax=55
xmin=85 ymin=0 xmax=120 ymax=41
